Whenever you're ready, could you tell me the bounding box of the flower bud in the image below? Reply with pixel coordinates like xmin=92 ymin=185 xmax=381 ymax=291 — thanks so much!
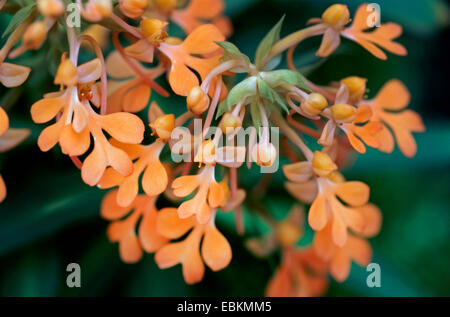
xmin=194 ymin=140 xmax=216 ymax=165
xmin=23 ymin=21 xmax=47 ymax=50
xmin=301 ymin=93 xmax=328 ymax=116
xmin=140 ymin=18 xmax=168 ymax=43
xmin=221 ymin=112 xmax=241 ymax=134
xmin=119 ymin=0 xmax=148 ymax=19
xmin=37 ymin=0 xmax=65 ymax=17
xmin=330 ymin=103 xmax=357 ymax=123
xmin=149 ymin=114 xmax=175 ymax=140
xmin=341 ymin=76 xmax=367 ymax=101
xmin=84 ymin=0 xmax=113 ymax=21
xmin=154 ymin=0 xmax=177 ymax=14
xmin=54 ymin=59 xmax=78 ymax=87
xmin=328 ymin=171 xmax=345 ymax=183
xmin=312 ymin=151 xmax=337 ymax=177
xmin=276 ymin=221 xmax=302 ymax=248
xmin=187 ymin=86 xmax=209 ymax=115
xmin=322 ymin=4 xmax=350 ymax=29
xmin=251 ymin=142 xmax=277 ymax=167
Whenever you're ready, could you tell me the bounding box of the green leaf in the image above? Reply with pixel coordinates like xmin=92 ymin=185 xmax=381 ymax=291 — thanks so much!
xmin=260 ymin=69 xmax=311 ymax=92
xmin=254 ymin=15 xmax=285 ymax=70
xmin=215 ymin=99 xmax=229 ymax=119
xmin=2 ymin=3 xmax=36 ymax=38
xmin=227 ymin=75 xmax=258 ymax=108
xmin=215 ymin=41 xmax=251 ymax=72
xmin=257 ymin=77 xmax=289 ymax=113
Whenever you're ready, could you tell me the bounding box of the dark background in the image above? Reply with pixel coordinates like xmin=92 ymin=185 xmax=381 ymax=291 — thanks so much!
xmin=0 ymin=0 xmax=449 ymax=296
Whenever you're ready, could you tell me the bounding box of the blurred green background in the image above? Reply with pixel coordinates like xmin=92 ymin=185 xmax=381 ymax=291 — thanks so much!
xmin=0 ymin=0 xmax=449 ymax=297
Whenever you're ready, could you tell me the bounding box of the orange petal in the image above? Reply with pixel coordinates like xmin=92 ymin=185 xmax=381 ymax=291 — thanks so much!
xmin=172 ymin=175 xmax=199 ymax=197
xmin=99 ymin=112 xmax=145 ymax=144
xmin=77 ymin=58 xmax=102 ymax=83
xmin=355 ymin=203 xmax=382 ymax=238
xmin=346 ymin=235 xmax=372 ymax=267
xmin=207 ymin=181 xmax=225 ymax=208
xmin=374 ymin=124 xmax=395 ymax=153
xmin=348 ymin=3 xmax=370 ymax=31
xmin=285 ymin=180 xmax=318 ymax=204
xmin=117 ymin=174 xmax=139 ymax=207
xmin=196 ymin=201 xmax=212 ymax=224
xmin=156 ymin=207 xmax=195 ymax=239
xmin=316 ymin=28 xmax=341 ymax=57
xmin=155 ymin=241 xmax=186 ymax=269
xmin=124 ymin=39 xmax=154 ymax=63
xmin=37 ymin=121 xmax=63 ymax=152
xmin=0 ymin=62 xmax=31 ymax=87
xmin=332 ymin=213 xmax=347 ymax=247
xmin=181 ymin=24 xmax=224 ymax=55
xmin=330 ymin=249 xmax=351 ymax=282
xmin=72 ymin=103 xmax=89 ymax=133
xmin=119 ymin=232 xmax=143 ymax=263
xmin=201 ymin=224 xmax=232 ymax=271
xmin=100 ymin=190 xmax=134 ymax=220
xmin=106 ymin=51 xmax=135 ymax=78
xmin=81 ymin=140 xmax=107 ymax=186
xmin=59 ymin=125 xmax=90 ymax=156
xmin=335 ymin=181 xmax=370 ymax=206
xmin=354 ymin=105 xmax=373 ymax=123
xmin=345 ymin=129 xmax=366 ymax=154
xmin=182 ymin=228 xmax=205 ymax=284
xmin=97 ymin=167 xmax=125 ymax=189
xmin=139 ymin=207 xmax=168 ymax=253
xmin=374 ymin=79 xmax=410 ymax=110
xmin=266 ymin=266 xmax=291 ymax=297
xmin=123 ymin=83 xmax=151 ymax=113
xmin=142 ymin=159 xmax=168 ymax=196
xmin=313 ymin=223 xmax=336 ymax=261
xmin=282 ymin=161 xmax=314 ymax=183
xmin=308 ymin=193 xmax=328 ymax=231
xmin=30 ymin=97 xmax=64 ymax=123
xmin=0 ymin=174 xmax=6 ymax=202
xmin=167 ymin=58 xmax=200 ymax=96
xmin=0 ymin=128 xmax=30 ymax=152
xmin=105 ymin=142 xmax=133 ymax=177
xmin=392 ymin=125 xmax=417 ymax=157
xmin=0 ymin=107 xmax=9 ymax=136
xmin=187 ymin=0 xmax=224 ymax=19
xmin=352 ymin=37 xmax=387 ymax=60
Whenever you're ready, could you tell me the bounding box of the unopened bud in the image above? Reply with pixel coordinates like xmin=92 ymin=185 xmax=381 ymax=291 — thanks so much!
xmin=37 ymin=0 xmax=65 ymax=17
xmin=194 ymin=140 xmax=216 ymax=165
xmin=341 ymin=76 xmax=367 ymax=101
xmin=252 ymin=142 xmax=277 ymax=167
xmin=119 ymin=0 xmax=148 ymax=19
xmin=312 ymin=151 xmax=337 ymax=177
xmin=84 ymin=0 xmax=113 ymax=21
xmin=330 ymin=103 xmax=357 ymax=123
xmin=23 ymin=21 xmax=47 ymax=50
xmin=149 ymin=114 xmax=175 ymax=140
xmin=54 ymin=59 xmax=78 ymax=87
xmin=154 ymin=0 xmax=177 ymax=14
xmin=187 ymin=86 xmax=209 ymax=115
xmin=301 ymin=93 xmax=328 ymax=116
xmin=322 ymin=4 xmax=350 ymax=29
xmin=140 ymin=18 xmax=168 ymax=43
xmin=221 ymin=112 xmax=241 ymax=134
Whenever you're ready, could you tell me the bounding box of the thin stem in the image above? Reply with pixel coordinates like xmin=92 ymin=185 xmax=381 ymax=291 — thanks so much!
xmin=201 ymin=60 xmax=243 ymax=93
xmin=0 ymin=14 xmax=34 ymax=62
xmin=110 ymin=13 xmax=143 ymax=39
xmin=287 ymin=114 xmax=321 ymax=138
xmin=230 ymin=167 xmax=244 ymax=235
xmin=270 ymin=111 xmax=313 ymax=161
xmin=203 ymin=77 xmax=222 ymax=136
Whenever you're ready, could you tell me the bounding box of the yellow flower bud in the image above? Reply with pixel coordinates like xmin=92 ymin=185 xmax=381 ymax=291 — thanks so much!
xmin=276 ymin=221 xmax=302 ymax=248
xmin=120 ymin=0 xmax=148 ymax=19
xmin=54 ymin=59 xmax=78 ymax=87
xmin=187 ymin=86 xmax=209 ymax=115
xmin=252 ymin=142 xmax=277 ymax=167
xmin=221 ymin=112 xmax=242 ymax=134
xmin=154 ymin=0 xmax=177 ymax=14
xmin=23 ymin=21 xmax=47 ymax=50
xmin=140 ymin=18 xmax=168 ymax=43
xmin=149 ymin=114 xmax=175 ymax=140
xmin=322 ymin=4 xmax=350 ymax=29
xmin=194 ymin=140 xmax=216 ymax=165
xmin=96 ymin=0 xmax=113 ymax=17
xmin=301 ymin=93 xmax=328 ymax=116
xmin=37 ymin=0 xmax=65 ymax=17
xmin=341 ymin=76 xmax=367 ymax=101
xmin=330 ymin=103 xmax=357 ymax=123
xmin=312 ymin=151 xmax=337 ymax=177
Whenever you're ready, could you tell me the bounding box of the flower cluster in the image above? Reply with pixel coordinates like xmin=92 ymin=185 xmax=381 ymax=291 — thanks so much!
xmin=0 ymin=0 xmax=424 ymax=296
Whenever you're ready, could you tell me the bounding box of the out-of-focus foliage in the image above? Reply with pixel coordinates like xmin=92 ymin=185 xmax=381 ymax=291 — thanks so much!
xmin=0 ymin=0 xmax=449 ymax=296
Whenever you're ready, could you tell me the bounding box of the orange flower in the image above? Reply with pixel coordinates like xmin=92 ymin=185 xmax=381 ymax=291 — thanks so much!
xmin=170 ymin=0 xmax=232 ymax=37
xmin=309 ymin=3 xmax=406 ymax=59
xmin=0 ymin=61 xmax=31 ymax=88
xmin=313 ymin=205 xmax=381 ymax=282
xmin=0 ymin=107 xmax=30 ymax=202
xmin=31 ymin=57 xmax=145 ymax=186
xmin=106 ymin=51 xmax=166 ymax=113
xmin=360 ymin=79 xmax=425 ymax=157
xmin=266 ymin=248 xmax=328 ymax=297
xmin=101 ymin=189 xmax=170 ymax=263
xmin=155 ymin=208 xmax=231 ymax=284
xmin=157 ymin=24 xmax=225 ymax=96
xmin=284 ymin=151 xmax=380 ymax=247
